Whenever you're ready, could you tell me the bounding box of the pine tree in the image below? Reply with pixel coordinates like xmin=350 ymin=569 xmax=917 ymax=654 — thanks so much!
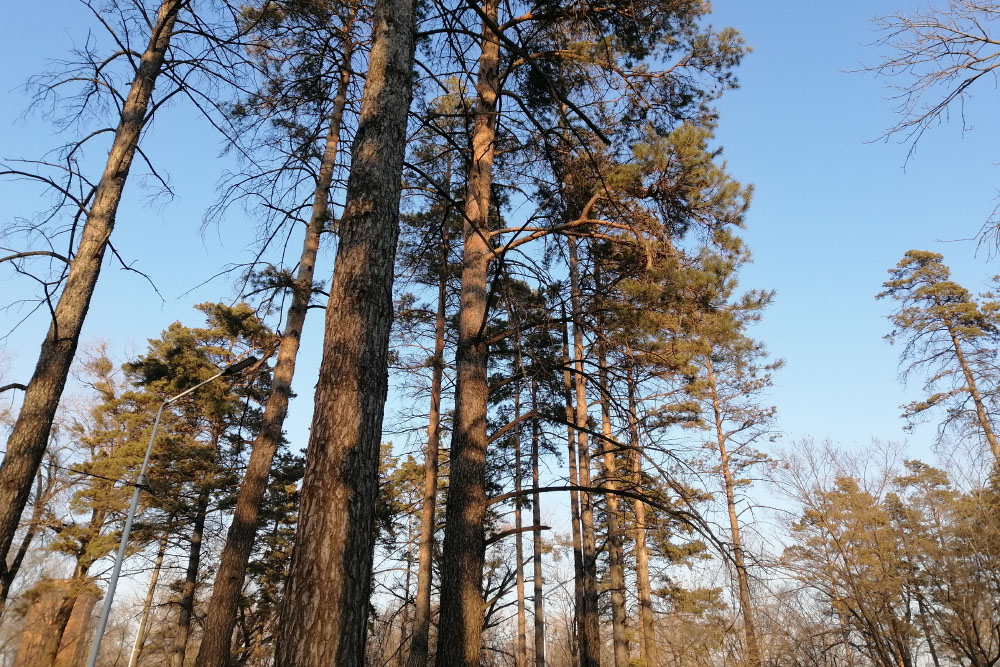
xmin=878 ymin=250 xmax=1000 ymax=465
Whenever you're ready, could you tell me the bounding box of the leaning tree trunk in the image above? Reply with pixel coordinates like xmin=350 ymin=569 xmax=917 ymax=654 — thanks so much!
xmin=568 ymin=236 xmax=601 ymax=667
xmin=948 ymin=326 xmax=1000 ymax=464
xmin=627 ymin=368 xmax=659 ymax=667
xmin=272 ymin=0 xmax=417 ymax=661
xmin=405 ymin=179 xmax=451 ymax=667
xmin=0 ymin=0 xmax=183 ymax=583
xmin=172 ymin=489 xmax=209 ymax=667
xmin=434 ymin=0 xmax=500 ymax=664
xmin=194 ymin=33 xmax=355 ymax=667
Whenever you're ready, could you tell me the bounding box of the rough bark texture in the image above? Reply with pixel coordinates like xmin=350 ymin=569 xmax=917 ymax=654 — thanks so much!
xmin=568 ymin=237 xmax=601 ymax=667
xmin=194 ymin=41 xmax=353 ymax=667
xmin=0 ymin=466 xmax=53 ymax=616
xmin=0 ymin=0 xmax=182 ymax=581
xmin=128 ymin=530 xmax=169 ymax=667
xmin=433 ymin=1 xmax=499 ymax=664
xmin=272 ymin=0 xmax=416 ymax=661
xmin=598 ymin=348 xmax=629 ymax=667
xmin=706 ymin=359 xmax=761 ymax=667
xmin=405 ymin=203 xmax=449 ymax=667
xmin=627 ymin=374 xmax=659 ymax=667
xmin=530 ymin=381 xmax=546 ymax=667
xmin=171 ymin=490 xmax=209 ymax=667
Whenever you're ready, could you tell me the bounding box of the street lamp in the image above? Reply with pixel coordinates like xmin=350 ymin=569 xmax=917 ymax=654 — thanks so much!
xmin=86 ymin=356 xmax=258 ymax=667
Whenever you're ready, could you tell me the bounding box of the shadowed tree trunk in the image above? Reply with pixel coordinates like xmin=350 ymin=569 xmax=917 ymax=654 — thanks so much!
xmin=434 ymin=0 xmax=500 ymax=663
xmin=405 ymin=194 xmax=450 ymax=667
xmin=0 ymin=0 xmax=183 ymax=585
xmin=530 ymin=380 xmax=546 ymax=667
xmin=194 ymin=32 xmax=355 ymax=667
xmin=172 ymin=489 xmax=209 ymax=667
xmin=561 ymin=313 xmax=584 ymax=665
xmin=514 ymin=390 xmax=528 ymax=667
xmin=272 ymin=0 xmax=417 ymax=661
xmin=568 ymin=236 xmax=601 ymax=667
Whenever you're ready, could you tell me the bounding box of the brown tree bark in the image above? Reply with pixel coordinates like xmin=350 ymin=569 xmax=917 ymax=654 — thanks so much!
xmin=405 ymin=180 xmax=450 ymax=667
xmin=272 ymin=0 xmax=417 ymax=661
xmin=561 ymin=313 xmax=585 ymax=666
xmin=38 ymin=502 xmax=109 ymax=666
xmin=171 ymin=489 xmax=209 ymax=667
xmin=0 ymin=463 xmax=56 ymax=617
xmin=568 ymin=236 xmax=601 ymax=667
xmin=530 ymin=380 xmax=546 ymax=667
xmin=193 ymin=33 xmax=355 ymax=667
xmin=706 ymin=358 xmax=761 ymax=667
xmin=128 ymin=529 xmax=170 ymax=667
xmin=0 ymin=0 xmax=183 ymax=584
xmin=433 ymin=0 xmax=500 ymax=663
xmin=597 ymin=345 xmax=629 ymax=667
xmin=627 ymin=369 xmax=658 ymax=667
xmin=948 ymin=327 xmax=1000 ymax=463
xmin=514 ymin=390 xmax=528 ymax=667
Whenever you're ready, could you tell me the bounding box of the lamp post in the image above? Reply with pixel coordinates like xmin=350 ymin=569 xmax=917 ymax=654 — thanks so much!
xmin=86 ymin=356 xmax=257 ymax=667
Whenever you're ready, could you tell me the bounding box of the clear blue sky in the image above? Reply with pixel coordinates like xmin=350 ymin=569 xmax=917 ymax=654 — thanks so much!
xmin=2 ymin=1 xmax=998 ymax=465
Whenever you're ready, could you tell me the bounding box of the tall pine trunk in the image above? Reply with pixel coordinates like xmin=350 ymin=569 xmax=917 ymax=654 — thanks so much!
xmin=171 ymin=489 xmax=209 ymax=667
xmin=405 ymin=182 xmax=451 ymax=667
xmin=434 ymin=0 xmax=500 ymax=663
xmin=194 ymin=34 xmax=355 ymax=667
xmin=627 ymin=369 xmax=658 ymax=667
xmin=514 ymin=390 xmax=528 ymax=667
xmin=0 ymin=0 xmax=183 ymax=581
xmin=561 ymin=313 xmax=584 ymax=665
xmin=598 ymin=344 xmax=629 ymax=667
xmin=568 ymin=236 xmax=601 ymax=667
xmin=273 ymin=0 xmax=417 ymax=660
xmin=530 ymin=380 xmax=546 ymax=667
xmin=706 ymin=359 xmax=761 ymax=667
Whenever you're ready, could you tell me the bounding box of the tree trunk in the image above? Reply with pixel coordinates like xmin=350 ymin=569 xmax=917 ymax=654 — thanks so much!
xmin=272 ymin=0 xmax=416 ymax=661
xmin=405 ymin=179 xmax=450 ymax=667
xmin=948 ymin=326 xmax=1000 ymax=463
xmin=0 ymin=0 xmax=182 ymax=583
xmin=627 ymin=370 xmax=658 ymax=667
xmin=172 ymin=489 xmax=209 ymax=667
xmin=597 ymin=345 xmax=629 ymax=667
xmin=128 ymin=530 xmax=170 ymax=667
xmin=561 ymin=312 xmax=585 ymax=665
xmin=706 ymin=359 xmax=761 ymax=667
xmin=530 ymin=380 xmax=546 ymax=667
xmin=433 ymin=0 xmax=499 ymax=663
xmin=568 ymin=236 xmax=601 ymax=667
xmin=0 ymin=465 xmax=52 ymax=617
xmin=39 ymin=504 xmax=108 ymax=666
xmin=514 ymin=390 xmax=528 ymax=667
xmin=194 ymin=34 xmax=354 ymax=667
